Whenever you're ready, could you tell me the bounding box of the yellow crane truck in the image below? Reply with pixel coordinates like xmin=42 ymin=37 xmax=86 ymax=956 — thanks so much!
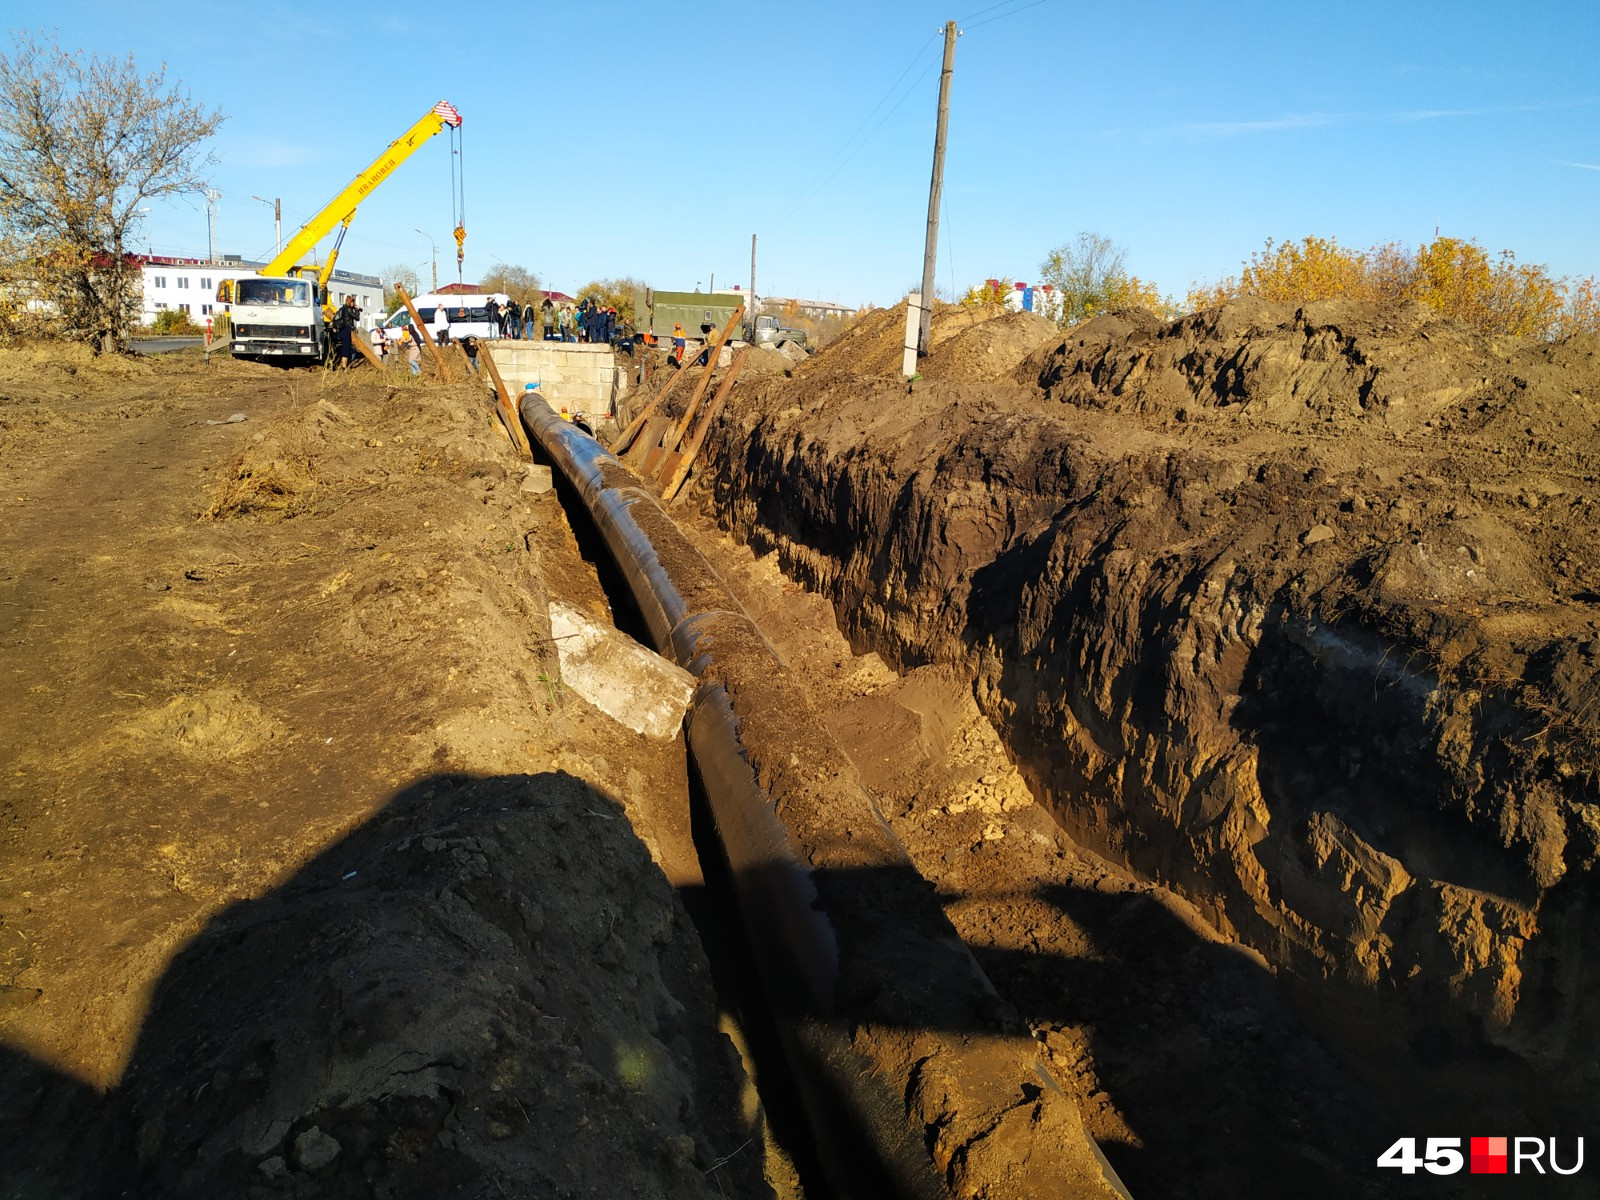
xmin=217 ymin=100 xmax=462 ymax=363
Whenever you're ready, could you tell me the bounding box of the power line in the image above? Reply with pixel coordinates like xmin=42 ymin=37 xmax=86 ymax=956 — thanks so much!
xmin=776 ymin=31 xmax=942 ymax=220
xmin=957 ymin=0 xmax=1025 ymax=21
xmin=943 ymin=196 xmax=955 ymax=301
xmin=963 ymin=0 xmax=1054 ymax=31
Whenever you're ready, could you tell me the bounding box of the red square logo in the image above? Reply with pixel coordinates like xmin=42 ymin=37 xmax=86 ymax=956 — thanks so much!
xmin=1471 ymin=1136 xmax=1508 ymax=1174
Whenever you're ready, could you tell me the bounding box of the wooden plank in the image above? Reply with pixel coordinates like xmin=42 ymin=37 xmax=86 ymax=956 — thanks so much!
xmin=662 ymin=304 xmax=743 ymax=454
xmin=622 ymin=412 xmax=672 ymax=468
xmin=661 ymin=348 xmax=746 ymax=501
xmin=478 ymin=346 xmax=533 ymax=457
xmin=613 ymin=356 xmax=691 ymax=455
xmin=395 ymin=284 xmax=453 ymax=382
xmin=625 ymin=413 xmax=674 ymax=472
xmin=351 ymin=330 xmax=383 ymax=369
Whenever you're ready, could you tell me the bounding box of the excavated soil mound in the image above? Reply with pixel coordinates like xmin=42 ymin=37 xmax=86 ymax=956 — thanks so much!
xmin=697 ymin=297 xmax=1600 ymax=1190
xmin=798 ymin=301 xmax=1056 ymax=382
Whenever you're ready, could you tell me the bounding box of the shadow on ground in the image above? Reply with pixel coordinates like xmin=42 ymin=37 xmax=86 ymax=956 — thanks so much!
xmin=0 ymin=771 xmax=767 ymax=1200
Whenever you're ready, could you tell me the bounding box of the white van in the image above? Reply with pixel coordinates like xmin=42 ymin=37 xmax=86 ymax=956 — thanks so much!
xmin=377 ymin=292 xmax=512 ymax=341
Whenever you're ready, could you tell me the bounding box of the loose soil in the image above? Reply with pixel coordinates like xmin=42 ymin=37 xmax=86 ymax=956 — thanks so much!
xmin=0 ymin=347 xmax=773 ymax=1199
xmin=7 ymin=288 xmax=1600 ymax=1200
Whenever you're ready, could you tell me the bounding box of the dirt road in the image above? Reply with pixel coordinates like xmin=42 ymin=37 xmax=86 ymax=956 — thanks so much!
xmin=0 ymin=347 xmax=769 ymax=1198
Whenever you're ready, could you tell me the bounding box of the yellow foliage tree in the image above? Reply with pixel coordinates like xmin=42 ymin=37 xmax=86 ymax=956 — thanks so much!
xmin=1187 ymin=235 xmax=1598 ymax=341
xmin=1039 ymin=233 xmax=1177 ymax=326
xmin=962 ymin=277 xmax=1015 ymax=307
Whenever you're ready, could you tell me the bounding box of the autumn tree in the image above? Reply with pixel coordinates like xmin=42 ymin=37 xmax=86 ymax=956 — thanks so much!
xmin=479 ymin=261 xmax=542 ymax=307
xmin=382 ymin=262 xmax=420 ymax=313
xmin=0 ymin=33 xmax=225 ymax=351
xmin=1039 ymin=232 xmax=1170 ymax=326
xmin=576 ymin=276 xmax=646 ymax=325
xmin=961 ymin=277 xmax=1015 ymax=307
xmin=1186 ymin=234 xmax=1599 ymax=341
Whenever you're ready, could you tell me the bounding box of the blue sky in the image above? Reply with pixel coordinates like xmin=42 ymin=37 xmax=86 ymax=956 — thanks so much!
xmin=29 ymin=0 xmax=1600 ymax=308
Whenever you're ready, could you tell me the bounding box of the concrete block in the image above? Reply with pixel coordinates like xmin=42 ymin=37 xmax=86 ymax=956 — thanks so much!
xmin=521 ymin=464 xmax=553 ymax=494
xmin=547 ymin=599 xmax=694 ymax=739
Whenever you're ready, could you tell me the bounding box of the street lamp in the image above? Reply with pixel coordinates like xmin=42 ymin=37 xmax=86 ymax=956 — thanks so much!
xmin=251 ymin=195 xmax=281 ymax=257
xmin=415 ymin=229 xmax=438 ymax=292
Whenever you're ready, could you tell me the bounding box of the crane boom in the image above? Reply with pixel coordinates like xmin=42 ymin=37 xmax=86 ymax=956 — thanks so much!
xmin=262 ymin=100 xmax=462 ymax=285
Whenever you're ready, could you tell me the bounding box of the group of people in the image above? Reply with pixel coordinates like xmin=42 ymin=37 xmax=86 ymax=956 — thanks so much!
xmin=349 ymin=290 xmax=633 ymax=377
xmin=480 ymin=295 xmax=626 ymax=344
xmin=467 ymin=294 xmax=620 ymax=342
xmin=366 ymin=319 xmax=423 ymax=375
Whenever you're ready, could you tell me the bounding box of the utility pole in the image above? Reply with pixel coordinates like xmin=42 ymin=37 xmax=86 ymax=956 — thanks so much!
xmin=749 ymin=234 xmax=757 ymax=328
xmin=253 ymin=195 xmax=282 ymax=257
xmin=416 ymin=228 xmax=438 ymax=292
xmin=918 ymin=19 xmax=958 ymax=356
xmin=203 ymin=188 xmax=220 ymax=261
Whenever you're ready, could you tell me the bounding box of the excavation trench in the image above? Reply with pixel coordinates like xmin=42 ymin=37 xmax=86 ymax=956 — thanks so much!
xmin=520 ymin=394 xmax=1133 ymax=1200
xmin=668 ymin=298 xmax=1600 ymax=1200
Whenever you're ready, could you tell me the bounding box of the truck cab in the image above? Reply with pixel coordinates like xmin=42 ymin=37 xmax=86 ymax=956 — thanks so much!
xmin=221 ymin=276 xmax=327 ymax=362
xmin=748 ymin=313 xmax=808 ymax=350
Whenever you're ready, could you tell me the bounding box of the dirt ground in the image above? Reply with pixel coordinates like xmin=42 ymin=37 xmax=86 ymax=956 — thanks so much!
xmin=7 ymin=289 xmax=1600 ymax=1200
xmin=0 ymin=346 xmax=772 ymax=1198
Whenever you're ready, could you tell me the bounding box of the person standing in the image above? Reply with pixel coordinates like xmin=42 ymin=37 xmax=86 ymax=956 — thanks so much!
xmin=405 ymin=326 xmax=422 ymax=375
xmin=332 ymin=294 xmax=360 ymax=367
xmin=485 ymin=295 xmax=501 ymax=338
xmin=371 ymin=321 xmax=388 ymax=363
xmin=431 ymin=303 xmax=450 ymax=346
xmin=541 ymin=297 xmax=555 ymax=341
xmin=672 ymin=321 xmax=685 ymax=366
xmin=506 ymin=297 xmax=522 ymax=341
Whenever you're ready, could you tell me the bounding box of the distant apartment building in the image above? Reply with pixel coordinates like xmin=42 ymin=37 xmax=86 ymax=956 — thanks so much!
xmin=134 ymin=254 xmax=383 ymax=325
xmin=759 ymin=295 xmax=855 ymax=320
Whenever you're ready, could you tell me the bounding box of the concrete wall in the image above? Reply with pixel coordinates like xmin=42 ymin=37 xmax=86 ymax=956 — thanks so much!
xmin=484 ymin=342 xmax=626 ymax=419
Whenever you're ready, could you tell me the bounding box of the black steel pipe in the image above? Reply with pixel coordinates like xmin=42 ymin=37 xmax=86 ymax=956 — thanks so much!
xmin=519 ymin=394 xmax=1132 ymax=1200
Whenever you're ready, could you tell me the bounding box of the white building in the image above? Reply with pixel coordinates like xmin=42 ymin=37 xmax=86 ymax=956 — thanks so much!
xmin=996 ymin=280 xmax=1063 ymax=322
xmin=134 ymin=254 xmax=384 ymax=326
xmin=758 ymin=295 xmax=856 ymax=321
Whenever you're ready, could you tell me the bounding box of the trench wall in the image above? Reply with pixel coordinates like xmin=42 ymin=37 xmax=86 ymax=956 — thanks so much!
xmin=701 ymin=376 xmax=1600 ymax=1124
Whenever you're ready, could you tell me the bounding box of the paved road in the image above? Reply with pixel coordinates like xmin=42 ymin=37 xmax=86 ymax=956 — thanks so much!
xmin=130 ymin=336 xmax=205 ymax=355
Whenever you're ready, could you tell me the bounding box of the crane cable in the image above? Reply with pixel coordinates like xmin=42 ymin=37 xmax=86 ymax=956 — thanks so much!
xmin=450 ymin=121 xmax=466 ymax=284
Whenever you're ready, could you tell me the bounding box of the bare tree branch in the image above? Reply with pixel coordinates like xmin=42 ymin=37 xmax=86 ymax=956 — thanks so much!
xmin=0 ymin=32 xmax=225 ymax=351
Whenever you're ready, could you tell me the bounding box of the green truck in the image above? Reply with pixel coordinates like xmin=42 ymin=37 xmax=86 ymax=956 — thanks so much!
xmin=632 ymin=288 xmax=808 ymax=350
xmin=633 ymin=288 xmax=742 ymax=340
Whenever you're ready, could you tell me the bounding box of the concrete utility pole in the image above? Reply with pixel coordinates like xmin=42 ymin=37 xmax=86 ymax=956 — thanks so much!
xmin=918 ymin=19 xmax=959 ymax=357
xmin=750 ymin=234 xmax=757 ymax=325
xmin=203 ymin=189 xmax=220 ymax=261
xmin=416 ymin=228 xmax=438 ymax=292
xmin=252 ymin=195 xmax=281 ymax=257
